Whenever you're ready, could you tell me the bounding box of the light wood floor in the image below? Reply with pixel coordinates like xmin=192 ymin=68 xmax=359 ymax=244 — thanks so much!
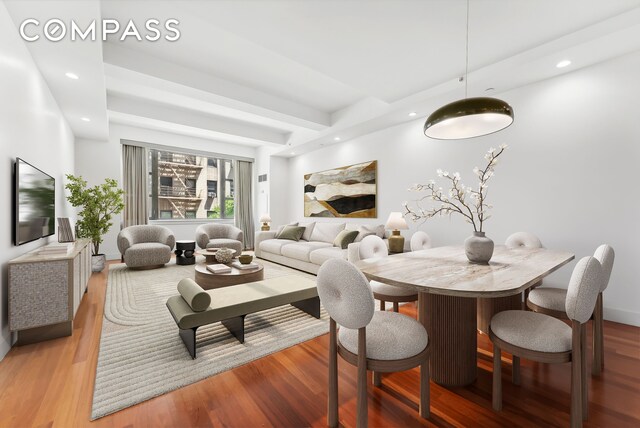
xmin=1 ymin=262 xmax=639 ymax=427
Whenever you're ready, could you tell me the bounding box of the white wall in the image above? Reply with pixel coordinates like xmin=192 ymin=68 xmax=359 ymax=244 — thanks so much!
xmin=0 ymin=2 xmax=76 ymax=360
xmin=74 ymin=124 xmax=256 ymax=259
xmin=287 ymin=51 xmax=640 ymax=326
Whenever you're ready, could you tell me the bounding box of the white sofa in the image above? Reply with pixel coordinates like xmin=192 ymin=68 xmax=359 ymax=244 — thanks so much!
xmin=255 ymin=222 xmax=389 ymax=274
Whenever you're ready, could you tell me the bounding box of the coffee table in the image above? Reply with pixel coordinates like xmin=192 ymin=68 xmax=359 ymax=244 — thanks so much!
xmin=194 ymin=262 xmax=264 ymax=289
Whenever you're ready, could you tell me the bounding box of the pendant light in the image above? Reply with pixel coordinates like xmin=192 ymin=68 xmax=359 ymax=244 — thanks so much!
xmin=424 ymin=0 xmax=514 ymax=140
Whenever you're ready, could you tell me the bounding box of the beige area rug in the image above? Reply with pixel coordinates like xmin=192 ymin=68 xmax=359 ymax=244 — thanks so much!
xmin=91 ymin=258 xmax=328 ymax=420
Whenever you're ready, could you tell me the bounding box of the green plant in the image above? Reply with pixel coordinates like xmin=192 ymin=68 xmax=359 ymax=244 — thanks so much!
xmin=224 ymin=199 xmax=234 ymax=217
xmin=65 ymin=174 xmax=124 ymax=255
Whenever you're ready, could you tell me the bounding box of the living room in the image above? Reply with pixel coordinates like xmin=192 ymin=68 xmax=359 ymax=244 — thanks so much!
xmin=1 ymin=0 xmax=639 ymax=427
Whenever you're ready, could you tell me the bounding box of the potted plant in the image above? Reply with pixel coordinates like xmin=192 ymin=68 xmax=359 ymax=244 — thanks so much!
xmin=403 ymin=144 xmax=507 ymax=264
xmin=65 ymin=174 xmax=125 ymax=272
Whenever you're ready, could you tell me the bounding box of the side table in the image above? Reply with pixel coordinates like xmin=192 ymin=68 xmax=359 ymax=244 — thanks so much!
xmin=175 ymin=240 xmax=196 ymax=265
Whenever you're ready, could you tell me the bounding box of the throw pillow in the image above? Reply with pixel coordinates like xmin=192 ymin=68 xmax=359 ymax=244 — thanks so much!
xmin=299 ymin=221 xmax=316 ymax=241
xmin=276 ymin=225 xmax=306 ymax=241
xmin=310 ymin=222 xmax=346 ymax=244
xmin=355 ymin=224 xmax=385 ymax=242
xmin=333 ymin=230 xmax=359 ymax=249
xmin=276 ymin=222 xmax=299 ymax=234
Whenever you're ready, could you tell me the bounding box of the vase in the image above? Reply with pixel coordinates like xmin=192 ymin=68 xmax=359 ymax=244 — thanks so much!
xmin=215 ymin=247 xmax=234 ymax=264
xmin=464 ymin=231 xmax=494 ymax=264
xmin=92 ymin=254 xmax=106 ymax=272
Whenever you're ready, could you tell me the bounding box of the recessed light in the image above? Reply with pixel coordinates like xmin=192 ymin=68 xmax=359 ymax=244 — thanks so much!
xmin=334 ymin=137 xmax=341 ymax=142
xmin=556 ymin=60 xmax=571 ymax=69
xmin=81 ymin=117 xmax=91 ymax=122
xmin=65 ymin=72 xmax=79 ymax=80
xmin=408 ymin=112 xmax=417 ymax=117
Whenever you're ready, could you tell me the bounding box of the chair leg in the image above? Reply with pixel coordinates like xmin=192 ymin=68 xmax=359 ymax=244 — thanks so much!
xmin=419 ymin=358 xmax=430 ymax=418
xmin=512 ymin=355 xmax=521 ymax=386
xmin=328 ymin=319 xmax=338 ymax=428
xmin=373 ymin=371 xmax=381 ymax=387
xmin=593 ymin=293 xmax=604 ymax=375
xmin=581 ymin=323 xmax=588 ymax=420
xmin=570 ymin=321 xmax=583 ymax=428
xmin=493 ymin=344 xmax=502 ymax=411
xmin=356 ymin=327 xmax=368 ymax=428
xmin=393 ymin=301 xmax=399 ymax=312
xmin=523 ymin=290 xmax=529 ymax=310
xmin=379 ymin=300 xmax=385 ymax=311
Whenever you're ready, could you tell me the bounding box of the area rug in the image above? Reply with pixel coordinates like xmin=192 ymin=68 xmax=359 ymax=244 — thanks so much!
xmin=91 ymin=258 xmax=328 ymax=419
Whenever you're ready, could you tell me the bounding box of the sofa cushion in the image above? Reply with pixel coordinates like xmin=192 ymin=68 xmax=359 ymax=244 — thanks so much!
xmin=281 ymin=242 xmax=332 ymax=262
xmin=276 ymin=222 xmax=298 ymax=234
xmin=276 ymin=225 xmax=306 ymax=241
xmin=354 ymin=224 xmax=385 ymax=242
xmin=309 ymin=247 xmax=348 ymax=265
xmin=299 ymin=221 xmax=316 ymax=241
xmin=124 ymin=242 xmax=171 ymax=267
xmin=310 ymin=223 xmax=345 ymax=244
xmin=259 ymin=239 xmax=295 ymax=255
xmin=334 ymin=230 xmax=359 ymax=249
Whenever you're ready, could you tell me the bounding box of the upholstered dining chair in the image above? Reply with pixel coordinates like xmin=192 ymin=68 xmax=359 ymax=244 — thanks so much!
xmin=410 ymin=231 xmax=432 ymax=251
xmin=527 ymin=244 xmax=615 ymax=375
xmin=359 ymin=235 xmax=418 ymax=312
xmin=505 ymin=232 xmax=544 ymax=305
xmin=317 ymin=258 xmax=430 ymax=428
xmin=490 ymin=256 xmax=603 ymax=427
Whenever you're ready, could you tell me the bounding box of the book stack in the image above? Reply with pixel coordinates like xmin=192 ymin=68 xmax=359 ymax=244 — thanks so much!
xmin=206 ymin=264 xmax=232 ymax=274
xmin=39 ymin=243 xmax=72 ymax=256
xmin=230 ymin=261 xmax=259 ymax=270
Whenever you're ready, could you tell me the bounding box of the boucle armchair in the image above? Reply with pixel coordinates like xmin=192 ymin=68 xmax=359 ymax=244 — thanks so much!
xmin=117 ymin=225 xmax=175 ymax=269
xmin=196 ymin=224 xmax=243 ymax=253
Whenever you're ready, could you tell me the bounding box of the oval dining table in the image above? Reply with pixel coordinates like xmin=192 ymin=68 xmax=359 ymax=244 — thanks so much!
xmin=354 ymin=245 xmax=574 ymax=388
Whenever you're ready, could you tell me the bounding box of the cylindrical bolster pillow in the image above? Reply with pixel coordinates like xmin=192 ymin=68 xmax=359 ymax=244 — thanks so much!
xmin=177 ymin=278 xmax=211 ymax=312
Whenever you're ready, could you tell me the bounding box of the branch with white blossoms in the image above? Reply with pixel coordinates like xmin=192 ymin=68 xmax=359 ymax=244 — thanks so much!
xmin=403 ymin=144 xmax=507 ymax=233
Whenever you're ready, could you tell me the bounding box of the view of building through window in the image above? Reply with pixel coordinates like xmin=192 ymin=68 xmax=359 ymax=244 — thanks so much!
xmin=148 ymin=149 xmax=235 ymax=220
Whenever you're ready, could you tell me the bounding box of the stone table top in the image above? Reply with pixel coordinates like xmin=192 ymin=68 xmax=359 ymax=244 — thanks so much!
xmin=354 ymin=245 xmax=575 ymax=298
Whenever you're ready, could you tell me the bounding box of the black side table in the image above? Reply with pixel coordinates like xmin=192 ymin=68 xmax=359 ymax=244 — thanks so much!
xmin=175 ymin=240 xmax=196 ymax=265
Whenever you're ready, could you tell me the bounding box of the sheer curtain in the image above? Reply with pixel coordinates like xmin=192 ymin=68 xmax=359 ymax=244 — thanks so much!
xmin=122 ymin=144 xmax=148 ymax=227
xmin=235 ymin=160 xmax=255 ymax=249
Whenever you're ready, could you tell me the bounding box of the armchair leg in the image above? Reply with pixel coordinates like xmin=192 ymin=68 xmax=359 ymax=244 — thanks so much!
xmin=356 ymin=328 xmax=368 ymax=428
xmin=373 ymin=371 xmax=381 ymax=387
xmin=393 ymin=302 xmax=399 ymax=312
xmin=512 ymin=355 xmax=521 ymax=385
xmin=493 ymin=344 xmax=502 ymax=411
xmin=379 ymin=300 xmax=385 ymax=311
xmin=328 ymin=319 xmax=338 ymax=428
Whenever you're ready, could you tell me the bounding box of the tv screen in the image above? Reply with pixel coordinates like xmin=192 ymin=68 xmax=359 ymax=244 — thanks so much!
xmin=14 ymin=158 xmax=55 ymax=245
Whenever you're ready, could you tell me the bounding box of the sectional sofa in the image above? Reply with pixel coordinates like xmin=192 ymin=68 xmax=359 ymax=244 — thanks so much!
xmin=255 ymin=221 xmax=391 ymax=274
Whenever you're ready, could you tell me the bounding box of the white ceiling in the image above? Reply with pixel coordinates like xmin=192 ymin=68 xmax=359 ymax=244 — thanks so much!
xmin=5 ymin=0 xmax=640 ymax=154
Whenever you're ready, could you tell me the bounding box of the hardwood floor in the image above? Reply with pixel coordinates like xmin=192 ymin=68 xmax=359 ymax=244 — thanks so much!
xmin=1 ymin=263 xmax=639 ymax=427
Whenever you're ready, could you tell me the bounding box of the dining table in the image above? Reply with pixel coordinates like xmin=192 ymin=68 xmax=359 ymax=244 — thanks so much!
xmin=354 ymin=244 xmax=574 ymax=387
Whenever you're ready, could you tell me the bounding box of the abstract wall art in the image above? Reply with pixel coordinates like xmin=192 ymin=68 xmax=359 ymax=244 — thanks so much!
xmin=304 ymin=160 xmax=377 ymax=218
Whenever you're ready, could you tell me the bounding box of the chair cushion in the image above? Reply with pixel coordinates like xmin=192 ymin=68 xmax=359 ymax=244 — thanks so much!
xmin=124 ymin=242 xmax=171 ymax=267
xmin=258 ymin=239 xmax=293 ymax=255
xmin=206 ymin=239 xmax=242 ymax=253
xmin=370 ymin=280 xmax=417 ymax=298
xmin=338 ymin=311 xmax=428 ymax=360
xmin=309 ymin=247 xmax=347 ymax=265
xmin=309 ymin=223 xmax=345 ymax=244
xmin=490 ymin=310 xmax=572 ymax=353
xmin=281 ymin=242 xmax=332 ymax=262
xmin=528 ymin=287 xmax=567 ymax=313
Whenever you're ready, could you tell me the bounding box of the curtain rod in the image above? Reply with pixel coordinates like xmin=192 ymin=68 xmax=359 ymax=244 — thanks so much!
xmin=120 ymin=139 xmax=255 ymax=163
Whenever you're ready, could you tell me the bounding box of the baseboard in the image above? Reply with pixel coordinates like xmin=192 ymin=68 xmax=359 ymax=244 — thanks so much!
xmin=106 ymin=252 xmax=121 ymax=261
xmin=604 ymin=306 xmax=640 ymax=327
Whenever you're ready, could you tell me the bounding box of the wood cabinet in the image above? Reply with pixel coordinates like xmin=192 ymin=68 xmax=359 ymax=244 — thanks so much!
xmin=8 ymin=239 xmax=92 ymax=345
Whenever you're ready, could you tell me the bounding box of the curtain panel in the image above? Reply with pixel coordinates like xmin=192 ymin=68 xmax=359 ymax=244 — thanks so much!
xmin=235 ymin=160 xmax=255 ymax=249
xmin=122 ymin=144 xmax=149 ymax=227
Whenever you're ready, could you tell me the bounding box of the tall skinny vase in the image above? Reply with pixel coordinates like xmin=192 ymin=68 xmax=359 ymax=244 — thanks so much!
xmin=464 ymin=231 xmax=494 ymax=264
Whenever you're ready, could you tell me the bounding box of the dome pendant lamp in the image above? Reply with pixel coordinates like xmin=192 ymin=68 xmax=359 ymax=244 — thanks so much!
xmin=424 ymin=1 xmax=514 ymax=140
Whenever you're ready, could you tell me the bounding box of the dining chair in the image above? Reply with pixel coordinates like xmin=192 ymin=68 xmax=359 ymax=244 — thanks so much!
xmin=410 ymin=231 xmax=432 ymax=251
xmin=505 ymin=232 xmax=544 ymax=305
xmin=317 ymin=258 xmax=430 ymax=428
xmin=527 ymin=244 xmax=615 ymax=375
xmin=490 ymin=256 xmax=603 ymax=427
xmin=360 ymin=235 xmax=418 ymax=313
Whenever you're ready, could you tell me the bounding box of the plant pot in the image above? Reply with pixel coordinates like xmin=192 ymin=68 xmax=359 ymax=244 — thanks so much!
xmin=464 ymin=231 xmax=494 ymax=264
xmin=92 ymin=254 xmax=106 ymax=272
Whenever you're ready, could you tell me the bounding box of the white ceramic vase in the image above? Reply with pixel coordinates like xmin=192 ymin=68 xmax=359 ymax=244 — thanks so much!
xmin=464 ymin=231 xmax=494 ymax=264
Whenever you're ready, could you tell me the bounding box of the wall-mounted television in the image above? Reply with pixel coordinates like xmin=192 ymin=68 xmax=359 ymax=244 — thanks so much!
xmin=14 ymin=158 xmax=56 ymax=246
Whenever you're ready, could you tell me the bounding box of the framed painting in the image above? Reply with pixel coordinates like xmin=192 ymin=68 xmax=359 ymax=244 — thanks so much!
xmin=304 ymin=160 xmax=377 ymax=218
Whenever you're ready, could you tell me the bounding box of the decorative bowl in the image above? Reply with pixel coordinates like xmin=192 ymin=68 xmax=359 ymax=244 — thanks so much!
xmin=214 ymin=248 xmax=234 ymax=264
xmin=238 ymin=254 xmax=253 ymax=264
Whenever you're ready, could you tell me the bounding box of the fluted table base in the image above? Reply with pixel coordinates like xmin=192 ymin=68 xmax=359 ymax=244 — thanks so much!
xmin=419 ymin=293 xmax=477 ymax=386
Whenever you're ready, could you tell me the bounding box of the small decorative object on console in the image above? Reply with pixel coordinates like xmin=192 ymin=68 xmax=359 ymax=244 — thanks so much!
xmin=404 ymin=145 xmax=507 ymax=264
xmin=214 ymin=247 xmax=234 ymax=264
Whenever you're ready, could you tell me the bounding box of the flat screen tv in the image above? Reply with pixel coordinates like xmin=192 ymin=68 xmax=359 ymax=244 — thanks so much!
xmin=14 ymin=158 xmax=56 ymax=245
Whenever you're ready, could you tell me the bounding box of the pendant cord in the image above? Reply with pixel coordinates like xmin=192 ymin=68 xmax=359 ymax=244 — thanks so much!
xmin=465 ymin=0 xmax=469 ymax=98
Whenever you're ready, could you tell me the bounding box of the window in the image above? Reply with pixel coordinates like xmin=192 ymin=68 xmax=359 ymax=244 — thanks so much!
xmin=149 ymin=148 xmax=235 ymax=220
